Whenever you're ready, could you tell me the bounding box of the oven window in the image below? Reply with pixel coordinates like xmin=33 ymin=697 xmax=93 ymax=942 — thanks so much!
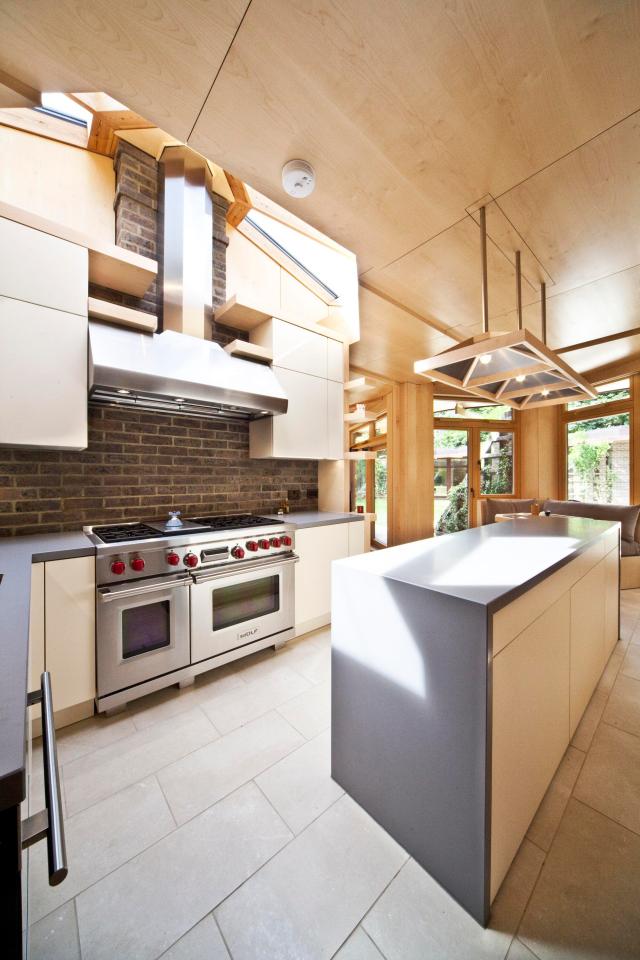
xmin=212 ymin=575 xmax=280 ymax=631
xmin=122 ymin=600 xmax=171 ymax=659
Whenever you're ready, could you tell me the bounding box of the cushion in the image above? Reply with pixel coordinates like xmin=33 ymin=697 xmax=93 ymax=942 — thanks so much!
xmin=621 ymin=539 xmax=640 ymax=557
xmin=542 ymin=499 xmax=640 ymax=545
xmin=483 ymin=498 xmax=535 ymax=524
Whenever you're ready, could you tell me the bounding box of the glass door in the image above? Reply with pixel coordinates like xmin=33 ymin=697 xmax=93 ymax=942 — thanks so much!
xmin=434 ymin=428 xmax=470 ymax=534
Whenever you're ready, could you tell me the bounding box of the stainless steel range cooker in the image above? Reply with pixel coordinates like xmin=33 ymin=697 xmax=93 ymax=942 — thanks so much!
xmin=84 ymin=513 xmax=297 ymax=712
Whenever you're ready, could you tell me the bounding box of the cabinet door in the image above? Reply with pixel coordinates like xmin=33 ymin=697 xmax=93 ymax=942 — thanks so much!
xmin=326 ymin=379 xmax=344 ymax=460
xmin=570 ymin=559 xmax=606 ymax=735
xmin=491 ymin=593 xmax=571 ymax=900
xmin=45 ymin=557 xmax=96 ymax=713
xmin=326 ymin=339 xmax=344 ymax=382
xmin=0 ymin=218 xmax=87 ymax=316
xmin=271 ymin=367 xmax=327 ymax=459
xmin=28 ymin=563 xmax=45 ymax=720
xmin=604 ymin=547 xmax=620 ymax=658
xmin=348 ymin=521 xmax=366 ymax=556
xmin=295 ymin=523 xmax=350 ymax=630
xmin=0 ymin=297 xmax=88 ymax=449
xmin=272 ymin=320 xmax=327 ymax=378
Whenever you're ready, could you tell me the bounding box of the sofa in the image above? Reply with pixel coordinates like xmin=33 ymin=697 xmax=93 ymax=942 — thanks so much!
xmin=481 ymin=497 xmax=640 ymax=589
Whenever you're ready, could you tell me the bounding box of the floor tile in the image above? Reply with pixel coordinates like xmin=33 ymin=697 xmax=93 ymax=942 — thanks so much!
xmin=256 ymin=729 xmax=343 ymax=834
xmin=30 ymin=901 xmax=80 ymax=960
xmin=280 ymin=633 xmax=332 ymax=685
xmin=621 ymin=642 xmax=640 ymax=680
xmin=363 ymin=839 xmax=543 ymax=960
xmin=526 ymin=745 xmax=585 ymax=852
xmin=277 ymin=678 xmax=331 ymax=739
xmin=64 ymin=707 xmax=218 ymax=815
xmin=200 ymin=666 xmax=312 ymax=735
xmin=333 ymin=927 xmax=385 ymax=959
xmin=76 ymin=781 xmax=291 ymax=960
xmin=55 ymin=711 xmax=136 ymax=765
xmin=571 ymin=686 xmax=608 ymax=752
xmin=158 ymin=711 xmax=304 ymax=824
xmin=520 ymin=799 xmax=640 ymax=960
xmin=216 ymin=794 xmax=407 ymax=960
xmin=597 ymin=641 xmax=625 ymax=693
xmin=30 ymin=776 xmax=175 ymax=923
xmin=128 ymin=666 xmax=245 ymax=732
xmin=505 ymin=940 xmax=540 ymax=960
xmin=160 ymin=914 xmax=230 ymax=960
xmin=603 ymin=673 xmax=640 ymax=737
xmin=574 ymin=722 xmax=640 ymax=835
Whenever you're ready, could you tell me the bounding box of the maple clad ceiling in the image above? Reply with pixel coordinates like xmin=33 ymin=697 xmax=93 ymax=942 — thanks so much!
xmin=1 ymin=1 xmax=640 ymax=384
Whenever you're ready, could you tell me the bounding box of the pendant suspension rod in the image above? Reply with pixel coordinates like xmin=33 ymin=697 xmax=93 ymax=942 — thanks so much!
xmin=480 ymin=205 xmax=489 ymax=334
xmin=515 ymin=251 xmax=523 ymax=330
xmin=540 ymin=281 xmax=547 ymax=345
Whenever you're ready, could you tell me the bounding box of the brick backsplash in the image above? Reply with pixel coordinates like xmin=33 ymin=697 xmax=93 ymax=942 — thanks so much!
xmin=0 ymin=408 xmax=318 ymax=537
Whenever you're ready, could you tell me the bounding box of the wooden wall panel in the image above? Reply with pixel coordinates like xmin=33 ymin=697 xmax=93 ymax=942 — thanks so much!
xmin=390 ymin=381 xmax=434 ymax=545
xmin=520 ymin=406 xmax=560 ymax=502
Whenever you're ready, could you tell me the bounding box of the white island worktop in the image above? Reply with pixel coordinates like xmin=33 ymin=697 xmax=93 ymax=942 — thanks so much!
xmin=331 ymin=517 xmax=620 ymax=925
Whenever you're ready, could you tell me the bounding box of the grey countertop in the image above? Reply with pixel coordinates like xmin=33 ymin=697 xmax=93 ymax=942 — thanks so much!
xmin=0 ymin=531 xmax=95 ymax=809
xmin=264 ymin=511 xmax=363 ymax=528
xmin=334 ymin=515 xmax=619 ymax=611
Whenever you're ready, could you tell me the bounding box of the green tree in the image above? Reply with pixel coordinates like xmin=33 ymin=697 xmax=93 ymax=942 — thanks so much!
xmin=437 ymin=478 xmax=468 ymax=534
xmin=568 ymin=439 xmax=614 ymax=502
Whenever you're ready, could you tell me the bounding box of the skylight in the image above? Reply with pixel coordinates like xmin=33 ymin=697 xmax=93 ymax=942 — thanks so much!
xmin=246 ymin=210 xmax=339 ymax=300
xmin=38 ymin=92 xmax=92 ymax=128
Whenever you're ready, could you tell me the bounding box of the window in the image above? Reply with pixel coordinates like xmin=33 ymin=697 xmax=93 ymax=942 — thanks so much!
xmin=349 ymin=401 xmax=388 ymax=548
xmin=434 ymin=428 xmax=469 ymax=534
xmin=434 ymin=399 xmax=513 ymax=421
xmin=374 ymin=449 xmax=388 ymax=545
xmin=563 ymin=380 xmax=632 ymax=505
xmin=480 ymin=431 xmax=514 ymax=496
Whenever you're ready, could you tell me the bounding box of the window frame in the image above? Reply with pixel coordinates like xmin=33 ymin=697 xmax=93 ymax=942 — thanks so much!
xmin=349 ymin=410 xmax=388 ymax=549
xmin=560 ymin=380 xmax=633 ymax=504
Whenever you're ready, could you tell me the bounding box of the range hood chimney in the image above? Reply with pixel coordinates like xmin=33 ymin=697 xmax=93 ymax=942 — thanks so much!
xmin=160 ymin=145 xmax=214 ymax=340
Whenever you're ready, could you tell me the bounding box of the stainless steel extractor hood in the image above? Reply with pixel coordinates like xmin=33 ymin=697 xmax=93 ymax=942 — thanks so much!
xmin=88 ymin=322 xmax=288 ymax=420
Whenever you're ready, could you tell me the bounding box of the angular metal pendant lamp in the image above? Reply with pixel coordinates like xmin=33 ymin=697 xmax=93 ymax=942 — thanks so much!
xmin=413 ymin=207 xmax=597 ymax=409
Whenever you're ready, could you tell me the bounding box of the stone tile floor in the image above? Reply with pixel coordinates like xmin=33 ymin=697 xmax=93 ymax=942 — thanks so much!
xmin=28 ymin=593 xmax=640 ymax=959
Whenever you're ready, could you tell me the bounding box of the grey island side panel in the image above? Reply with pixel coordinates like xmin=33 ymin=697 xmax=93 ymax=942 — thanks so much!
xmin=0 ymin=532 xmax=95 ymax=809
xmin=331 ymin=562 xmax=491 ymax=924
xmin=330 ymin=517 xmax=620 ymax=926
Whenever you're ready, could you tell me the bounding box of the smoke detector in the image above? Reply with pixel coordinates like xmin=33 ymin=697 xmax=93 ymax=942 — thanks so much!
xmin=282 ymin=159 xmax=316 ymax=198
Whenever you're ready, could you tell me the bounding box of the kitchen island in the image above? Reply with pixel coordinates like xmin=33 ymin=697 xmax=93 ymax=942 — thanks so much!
xmin=331 ymin=516 xmax=620 ymax=925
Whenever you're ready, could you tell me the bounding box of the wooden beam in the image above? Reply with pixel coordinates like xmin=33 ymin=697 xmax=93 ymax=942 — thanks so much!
xmin=359 ymin=280 xmax=463 ymax=342
xmin=555 ymin=326 xmax=640 ymax=355
xmin=581 ymin=351 xmax=640 ymax=386
xmin=225 ymin=171 xmax=251 ymax=227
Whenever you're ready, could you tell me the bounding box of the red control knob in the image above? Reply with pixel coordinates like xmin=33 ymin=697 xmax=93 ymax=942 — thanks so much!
xmin=166 ymin=552 xmax=180 ymax=566
xmin=232 ymin=546 xmax=245 ymax=560
xmin=111 ymin=559 xmax=126 ymax=576
xmin=246 ymin=540 xmax=258 ymax=552
xmin=131 ymin=557 xmax=145 ymax=572
xmin=258 ymin=538 xmax=270 ymax=550
xmin=281 ymin=535 xmax=292 ymax=547
xmin=183 ymin=552 xmax=198 ymax=568
xmin=270 ymin=537 xmax=282 ymax=548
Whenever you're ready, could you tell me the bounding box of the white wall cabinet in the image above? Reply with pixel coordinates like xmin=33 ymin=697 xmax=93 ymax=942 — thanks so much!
xmin=0 ymin=217 xmax=88 ymax=450
xmin=29 ymin=556 xmax=96 ymax=728
xmin=570 ymin=559 xmax=606 ymax=735
xmin=295 ymin=521 xmax=365 ymax=635
xmin=250 ymin=318 xmax=344 ymax=460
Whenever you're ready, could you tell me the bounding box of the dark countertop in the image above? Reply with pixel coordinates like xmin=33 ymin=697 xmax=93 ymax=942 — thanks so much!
xmin=0 ymin=532 xmax=95 ymax=810
xmin=264 ymin=511 xmax=364 ymax=528
xmin=334 ymin=516 xmax=619 ymax=612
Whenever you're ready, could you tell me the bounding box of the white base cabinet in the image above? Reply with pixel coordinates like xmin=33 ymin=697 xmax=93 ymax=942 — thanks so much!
xmin=295 ymin=521 xmax=365 ymax=635
xmin=29 ymin=557 xmax=96 ymax=728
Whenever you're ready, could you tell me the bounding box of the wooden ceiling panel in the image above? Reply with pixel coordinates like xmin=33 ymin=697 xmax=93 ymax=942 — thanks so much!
xmin=0 ymin=0 xmax=250 ymax=141
xmin=362 ymin=216 xmax=531 ymax=338
xmin=498 ymin=112 xmax=640 ymax=295
xmin=190 ymin=0 xmax=640 ymax=273
xmin=560 ymin=333 xmax=640 ymax=375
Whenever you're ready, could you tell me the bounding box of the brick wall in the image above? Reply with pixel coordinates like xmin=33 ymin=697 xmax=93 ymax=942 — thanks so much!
xmin=0 ymin=408 xmax=318 ymax=537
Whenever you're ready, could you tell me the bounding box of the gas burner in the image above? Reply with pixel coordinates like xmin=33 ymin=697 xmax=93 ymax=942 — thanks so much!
xmin=91 ymin=522 xmax=165 ymax=544
xmin=187 ymin=514 xmax=283 ymax=531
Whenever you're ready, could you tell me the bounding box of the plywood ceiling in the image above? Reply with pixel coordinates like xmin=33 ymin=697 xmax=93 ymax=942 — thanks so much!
xmin=1 ymin=0 xmax=640 ymax=384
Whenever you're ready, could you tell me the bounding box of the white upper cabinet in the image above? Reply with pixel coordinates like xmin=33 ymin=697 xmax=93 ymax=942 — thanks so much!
xmin=250 ymin=318 xmax=344 ymax=460
xmin=0 ymin=217 xmax=87 ymax=316
xmin=0 ymin=217 xmax=88 ymax=450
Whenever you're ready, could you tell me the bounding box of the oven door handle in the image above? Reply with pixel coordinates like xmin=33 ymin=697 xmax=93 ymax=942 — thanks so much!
xmin=98 ymin=575 xmax=191 ymax=602
xmin=22 ymin=672 xmax=67 ymax=886
xmin=193 ymin=553 xmax=299 ymax=584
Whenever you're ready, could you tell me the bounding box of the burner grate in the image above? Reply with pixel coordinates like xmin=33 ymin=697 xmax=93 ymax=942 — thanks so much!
xmin=92 ymin=523 xmax=165 ymax=544
xmin=188 ymin=514 xmax=283 ymax=531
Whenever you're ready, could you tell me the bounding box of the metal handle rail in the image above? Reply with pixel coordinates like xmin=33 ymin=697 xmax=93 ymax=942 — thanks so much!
xmin=193 ymin=553 xmax=300 ymax=584
xmin=98 ymin=574 xmax=191 ymax=602
xmin=23 ymin=672 xmax=68 ymax=886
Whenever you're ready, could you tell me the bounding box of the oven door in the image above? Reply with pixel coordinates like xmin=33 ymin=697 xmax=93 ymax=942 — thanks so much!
xmin=96 ymin=574 xmax=191 ymax=698
xmin=190 ymin=555 xmax=298 ymax=663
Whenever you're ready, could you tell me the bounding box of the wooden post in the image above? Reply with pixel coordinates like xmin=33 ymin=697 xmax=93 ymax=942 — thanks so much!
xmin=389 ymin=381 xmax=434 ymax=545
